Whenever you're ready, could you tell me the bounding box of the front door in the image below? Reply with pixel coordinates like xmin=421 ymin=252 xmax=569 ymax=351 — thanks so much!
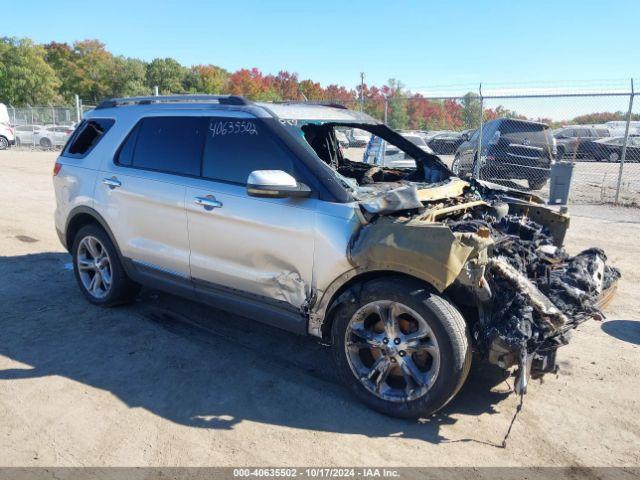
xmin=185 ymin=115 xmax=317 ymax=312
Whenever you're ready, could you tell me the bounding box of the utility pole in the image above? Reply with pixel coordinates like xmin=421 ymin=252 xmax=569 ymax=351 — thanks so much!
xmin=75 ymin=95 xmax=81 ymax=123
xmin=615 ymin=78 xmax=635 ymax=204
xmin=360 ymin=72 xmax=365 ymax=113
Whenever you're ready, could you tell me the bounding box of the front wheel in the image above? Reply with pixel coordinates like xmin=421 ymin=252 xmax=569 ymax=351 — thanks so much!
xmin=331 ymin=276 xmax=471 ymax=418
xmin=0 ymin=136 xmax=9 ymax=150
xmin=609 ymin=151 xmax=620 ymax=162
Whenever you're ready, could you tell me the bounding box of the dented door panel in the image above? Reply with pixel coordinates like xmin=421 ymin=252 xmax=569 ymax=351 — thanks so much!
xmin=185 ymin=177 xmax=316 ymax=310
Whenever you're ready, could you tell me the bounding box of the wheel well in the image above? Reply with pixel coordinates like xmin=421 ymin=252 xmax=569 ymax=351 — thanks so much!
xmin=66 ymin=213 xmax=101 ymax=250
xmin=319 ymin=270 xmax=437 ymax=342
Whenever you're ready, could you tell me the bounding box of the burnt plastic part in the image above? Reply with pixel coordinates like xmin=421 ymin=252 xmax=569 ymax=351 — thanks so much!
xmin=447 ymin=212 xmax=620 ymax=375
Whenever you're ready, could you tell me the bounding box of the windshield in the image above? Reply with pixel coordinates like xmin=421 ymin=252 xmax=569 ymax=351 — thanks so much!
xmin=278 ymin=119 xmax=451 ymax=196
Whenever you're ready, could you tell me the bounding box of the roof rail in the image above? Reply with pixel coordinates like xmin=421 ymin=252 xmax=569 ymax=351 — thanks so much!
xmin=95 ymin=94 xmax=251 ymax=109
xmin=273 ymin=100 xmax=349 ymax=110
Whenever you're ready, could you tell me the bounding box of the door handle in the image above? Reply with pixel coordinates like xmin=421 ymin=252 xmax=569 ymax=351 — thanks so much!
xmin=194 ymin=195 xmax=223 ymax=210
xmin=102 ymin=177 xmax=121 ymax=189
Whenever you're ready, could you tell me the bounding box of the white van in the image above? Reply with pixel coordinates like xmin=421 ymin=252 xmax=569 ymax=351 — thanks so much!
xmin=0 ymin=103 xmax=16 ymax=149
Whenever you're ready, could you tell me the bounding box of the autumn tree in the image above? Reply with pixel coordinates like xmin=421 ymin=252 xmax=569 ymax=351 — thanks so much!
xmin=110 ymin=57 xmax=148 ymax=97
xmin=270 ymin=71 xmax=300 ymax=100
xmin=298 ymin=79 xmax=324 ymax=101
xmin=384 ymin=79 xmax=409 ymax=129
xmin=146 ymin=58 xmax=188 ymax=95
xmin=0 ymin=37 xmax=60 ymax=105
xmin=461 ymin=92 xmax=482 ymax=129
xmin=184 ymin=64 xmax=229 ymax=94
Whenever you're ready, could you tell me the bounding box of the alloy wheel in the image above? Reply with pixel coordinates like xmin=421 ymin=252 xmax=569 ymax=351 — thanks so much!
xmin=344 ymin=300 xmax=440 ymax=402
xmin=76 ymin=236 xmax=112 ymax=299
xmin=451 ymin=156 xmax=461 ymax=175
xmin=0 ymin=137 xmax=8 ymax=150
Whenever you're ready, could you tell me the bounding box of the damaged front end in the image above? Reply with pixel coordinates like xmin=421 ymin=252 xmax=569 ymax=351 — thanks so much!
xmin=292 ymin=118 xmax=619 ymax=394
xmin=349 ymin=179 xmax=620 ymax=393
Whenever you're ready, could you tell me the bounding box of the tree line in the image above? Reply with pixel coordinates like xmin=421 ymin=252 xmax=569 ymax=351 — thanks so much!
xmin=1 ymin=37 xmax=636 ymax=131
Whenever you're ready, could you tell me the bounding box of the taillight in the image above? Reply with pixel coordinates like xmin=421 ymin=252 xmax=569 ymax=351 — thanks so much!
xmin=53 ymin=163 xmax=62 ymax=176
xmin=65 ymin=129 xmax=72 ymax=135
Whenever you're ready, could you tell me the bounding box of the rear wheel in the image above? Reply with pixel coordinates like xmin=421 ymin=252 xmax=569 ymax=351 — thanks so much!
xmin=71 ymin=224 xmax=140 ymax=306
xmin=331 ymin=276 xmax=471 ymax=418
xmin=0 ymin=136 xmax=8 ymax=150
xmin=451 ymin=155 xmax=462 ymax=176
xmin=39 ymin=137 xmax=52 ymax=149
xmin=609 ymin=151 xmax=620 ymax=162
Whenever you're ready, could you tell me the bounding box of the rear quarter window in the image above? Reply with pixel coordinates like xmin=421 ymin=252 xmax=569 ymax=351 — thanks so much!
xmin=62 ymin=119 xmax=115 ymax=159
xmin=499 ymin=120 xmax=546 ymax=135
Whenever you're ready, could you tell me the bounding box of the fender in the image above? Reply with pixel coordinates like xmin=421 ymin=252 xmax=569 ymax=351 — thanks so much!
xmin=308 ymin=265 xmax=441 ymax=338
xmin=64 ymin=205 xmax=123 ymax=259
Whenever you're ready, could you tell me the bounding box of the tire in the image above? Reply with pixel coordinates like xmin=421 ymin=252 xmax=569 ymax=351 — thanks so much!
xmin=556 ymin=147 xmax=564 ymax=160
xmin=528 ymin=177 xmax=547 ymax=190
xmin=609 ymin=151 xmax=620 ymax=162
xmin=39 ymin=137 xmax=52 ymax=149
xmin=0 ymin=136 xmax=8 ymax=150
xmin=71 ymin=224 xmax=140 ymax=306
xmin=451 ymin=155 xmax=462 ymax=176
xmin=330 ymin=276 xmax=472 ymax=418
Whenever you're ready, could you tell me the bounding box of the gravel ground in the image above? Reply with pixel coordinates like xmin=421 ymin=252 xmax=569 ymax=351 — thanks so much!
xmin=0 ymin=150 xmax=638 ymax=468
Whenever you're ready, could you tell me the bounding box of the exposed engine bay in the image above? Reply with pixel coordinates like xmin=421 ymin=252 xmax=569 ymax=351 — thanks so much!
xmin=300 ymin=121 xmax=620 ymax=391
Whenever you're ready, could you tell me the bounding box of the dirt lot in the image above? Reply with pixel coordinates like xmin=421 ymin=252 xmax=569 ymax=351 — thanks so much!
xmin=0 ymin=150 xmax=639 ymax=468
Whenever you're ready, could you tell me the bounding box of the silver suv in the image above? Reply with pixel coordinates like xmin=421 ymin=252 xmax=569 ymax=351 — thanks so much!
xmin=54 ymin=95 xmax=618 ymax=418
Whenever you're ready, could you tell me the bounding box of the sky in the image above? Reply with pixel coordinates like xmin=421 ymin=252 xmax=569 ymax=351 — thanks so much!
xmin=4 ymin=0 xmax=640 ymax=119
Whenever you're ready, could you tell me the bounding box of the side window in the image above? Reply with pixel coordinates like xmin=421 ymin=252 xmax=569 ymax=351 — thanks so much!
xmin=202 ymin=117 xmax=296 ymax=184
xmin=115 ymin=123 xmax=140 ymax=167
xmin=127 ymin=116 xmax=205 ymax=176
xmin=63 ymin=118 xmax=115 ymax=158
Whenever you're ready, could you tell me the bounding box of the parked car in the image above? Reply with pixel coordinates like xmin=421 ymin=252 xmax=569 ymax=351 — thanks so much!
xmin=453 ymin=118 xmax=556 ymax=190
xmin=0 ymin=103 xmax=16 ymax=150
xmin=348 ymin=128 xmax=371 ymax=147
xmin=14 ymin=124 xmax=44 ymax=146
xmin=605 ymin=121 xmax=640 ymax=137
xmin=553 ymin=126 xmax=609 ymax=159
xmin=363 ymin=132 xmax=434 ymax=169
xmin=427 ymin=131 xmax=465 ymax=155
xmin=577 ymin=135 xmax=640 ymax=162
xmin=36 ymin=124 xmax=74 ymax=149
xmin=53 ymin=95 xmax=617 ymax=419
xmin=335 ymin=129 xmax=349 ymax=147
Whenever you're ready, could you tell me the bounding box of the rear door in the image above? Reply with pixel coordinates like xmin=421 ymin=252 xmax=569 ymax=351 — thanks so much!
xmin=95 ymin=115 xmax=206 ymax=283
xmin=184 ymin=115 xmax=317 ymax=315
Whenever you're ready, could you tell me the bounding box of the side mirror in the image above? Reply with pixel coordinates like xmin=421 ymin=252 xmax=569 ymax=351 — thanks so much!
xmin=246 ymin=170 xmax=311 ymax=198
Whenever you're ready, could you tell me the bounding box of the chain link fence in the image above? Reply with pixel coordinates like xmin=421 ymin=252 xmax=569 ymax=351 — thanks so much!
xmin=4 ymin=83 xmax=640 ymax=206
xmin=6 ymin=101 xmax=94 ymax=150
xmin=341 ymin=81 xmax=640 ymax=206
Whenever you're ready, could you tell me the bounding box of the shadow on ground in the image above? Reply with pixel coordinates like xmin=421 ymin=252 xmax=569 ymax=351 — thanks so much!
xmin=0 ymin=252 xmax=513 ymax=445
xmin=601 ymin=320 xmax=640 ymax=345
